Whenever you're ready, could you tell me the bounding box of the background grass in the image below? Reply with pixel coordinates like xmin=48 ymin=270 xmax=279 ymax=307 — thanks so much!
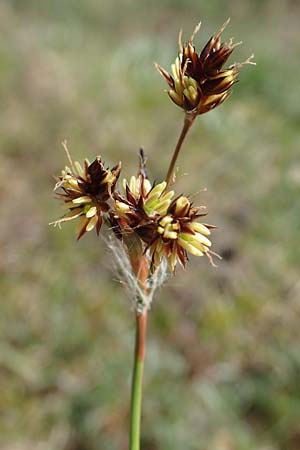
xmin=1 ymin=1 xmax=300 ymax=449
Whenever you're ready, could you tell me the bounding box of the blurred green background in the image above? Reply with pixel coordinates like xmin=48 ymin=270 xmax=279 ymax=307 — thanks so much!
xmin=1 ymin=1 xmax=300 ymax=449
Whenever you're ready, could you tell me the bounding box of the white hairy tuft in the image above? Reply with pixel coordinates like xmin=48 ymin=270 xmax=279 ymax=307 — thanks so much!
xmin=105 ymin=235 xmax=168 ymax=314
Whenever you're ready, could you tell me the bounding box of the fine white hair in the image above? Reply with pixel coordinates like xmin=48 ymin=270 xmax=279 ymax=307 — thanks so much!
xmin=105 ymin=235 xmax=168 ymax=314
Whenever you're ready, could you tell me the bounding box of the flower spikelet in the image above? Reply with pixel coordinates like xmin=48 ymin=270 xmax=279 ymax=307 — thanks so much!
xmin=142 ymin=195 xmax=216 ymax=272
xmin=110 ymin=152 xmax=216 ymax=272
xmin=50 ymin=143 xmax=121 ymax=240
xmin=156 ymin=19 xmax=255 ymax=116
xmin=112 ymin=173 xmax=175 ymax=237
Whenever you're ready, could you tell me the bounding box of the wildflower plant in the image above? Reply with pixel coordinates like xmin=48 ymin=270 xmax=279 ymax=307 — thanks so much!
xmin=50 ymin=20 xmax=254 ymax=450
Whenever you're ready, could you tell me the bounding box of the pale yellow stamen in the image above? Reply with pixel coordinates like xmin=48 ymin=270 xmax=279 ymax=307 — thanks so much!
xmin=169 ymin=90 xmax=183 ymax=106
xmin=174 ymin=196 xmax=190 ymax=215
xmin=86 ymin=215 xmax=98 ymax=232
xmin=143 ymin=179 xmax=152 ymax=195
xmin=67 ymin=178 xmax=80 ymax=191
xmin=178 ymin=237 xmax=204 ymax=256
xmin=102 ymin=171 xmax=115 ymax=185
xmin=129 ymin=176 xmax=137 ymax=195
xmin=188 ymin=85 xmax=198 ymax=102
xmin=159 ymin=215 xmax=173 ymax=226
xmin=155 ymin=200 xmax=172 ymax=215
xmin=180 ymin=232 xmax=211 ymax=248
xmin=72 ymin=196 xmax=92 ymax=205
xmin=86 ymin=206 xmax=97 ymax=218
xmin=115 ymin=200 xmax=130 ymax=214
xmin=157 ymin=226 xmax=164 ymax=235
xmin=74 ymin=161 xmax=84 ymax=177
xmin=190 ymin=222 xmax=211 ymax=235
xmin=162 ymin=190 xmax=175 ymax=201
xmin=163 ymin=229 xmax=178 ymax=240
xmin=147 ymin=182 xmax=167 ymax=200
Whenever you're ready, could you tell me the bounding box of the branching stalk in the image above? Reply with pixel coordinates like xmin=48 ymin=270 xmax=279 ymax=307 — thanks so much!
xmin=165 ymin=113 xmax=196 ymax=188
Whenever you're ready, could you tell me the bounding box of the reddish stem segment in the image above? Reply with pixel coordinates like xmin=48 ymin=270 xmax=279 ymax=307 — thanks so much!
xmin=135 ymin=311 xmax=147 ymax=362
xmin=129 ymin=255 xmax=148 ymax=450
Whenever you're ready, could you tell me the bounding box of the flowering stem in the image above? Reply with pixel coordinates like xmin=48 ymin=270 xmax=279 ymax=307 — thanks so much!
xmin=129 ymin=311 xmax=148 ymax=450
xmin=166 ymin=113 xmax=196 ymax=188
xmin=128 ymin=251 xmax=148 ymax=450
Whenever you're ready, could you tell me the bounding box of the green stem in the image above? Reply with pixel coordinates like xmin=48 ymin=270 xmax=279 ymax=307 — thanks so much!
xmin=165 ymin=113 xmax=196 ymax=188
xmin=129 ymin=312 xmax=148 ymax=450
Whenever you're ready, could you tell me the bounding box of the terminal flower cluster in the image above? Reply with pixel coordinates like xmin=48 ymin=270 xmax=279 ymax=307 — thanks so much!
xmin=156 ymin=19 xmax=254 ymax=116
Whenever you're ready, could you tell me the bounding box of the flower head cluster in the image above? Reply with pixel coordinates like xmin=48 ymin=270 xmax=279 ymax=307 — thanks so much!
xmin=156 ymin=19 xmax=254 ymax=116
xmin=108 ymin=171 xmax=172 ymax=242
xmin=50 ymin=143 xmax=121 ymax=240
xmin=114 ymin=175 xmax=174 ymax=226
xmin=139 ymin=195 xmax=214 ymax=271
xmin=109 ymin=166 xmax=215 ymax=271
xmin=51 ymin=20 xmax=252 ymax=280
xmin=51 ymin=146 xmax=216 ymax=272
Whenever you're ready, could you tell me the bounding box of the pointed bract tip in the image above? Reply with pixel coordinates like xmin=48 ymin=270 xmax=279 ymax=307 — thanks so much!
xmin=216 ymin=17 xmax=231 ymax=38
xmin=154 ymin=62 xmax=166 ymax=76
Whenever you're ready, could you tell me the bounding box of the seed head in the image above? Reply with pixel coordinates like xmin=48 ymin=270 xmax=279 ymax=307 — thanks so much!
xmin=50 ymin=144 xmax=121 ymax=240
xmin=156 ymin=19 xmax=254 ymax=116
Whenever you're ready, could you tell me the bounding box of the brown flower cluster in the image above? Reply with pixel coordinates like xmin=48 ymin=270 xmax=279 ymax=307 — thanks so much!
xmin=50 ymin=142 xmax=121 ymax=240
xmin=156 ymin=19 xmax=254 ymax=116
xmin=111 ymin=172 xmax=215 ymax=271
xmin=145 ymin=195 xmax=214 ymax=271
xmin=51 ymin=146 xmax=215 ymax=271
